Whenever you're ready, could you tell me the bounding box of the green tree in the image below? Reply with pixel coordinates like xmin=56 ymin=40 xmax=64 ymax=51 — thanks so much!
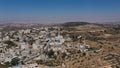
xmin=4 ymin=62 xmax=11 ymax=67
xmin=4 ymin=40 xmax=17 ymax=49
xmin=36 ymin=60 xmax=44 ymax=64
xmin=11 ymin=58 xmax=19 ymax=66
xmin=62 ymin=53 xmax=67 ymax=60
xmin=45 ymin=50 xmax=54 ymax=58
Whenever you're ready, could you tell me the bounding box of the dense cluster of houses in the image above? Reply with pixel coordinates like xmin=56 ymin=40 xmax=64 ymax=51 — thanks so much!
xmin=0 ymin=27 xmax=89 ymax=68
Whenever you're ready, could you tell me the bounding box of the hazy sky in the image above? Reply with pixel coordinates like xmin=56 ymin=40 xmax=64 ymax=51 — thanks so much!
xmin=0 ymin=0 xmax=120 ymax=23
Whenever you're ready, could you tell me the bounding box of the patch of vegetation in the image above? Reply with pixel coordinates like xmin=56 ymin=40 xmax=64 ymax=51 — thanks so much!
xmin=45 ymin=49 xmax=54 ymax=58
xmin=11 ymin=58 xmax=20 ymax=66
xmin=4 ymin=62 xmax=11 ymax=67
xmin=4 ymin=40 xmax=17 ymax=49
xmin=36 ymin=59 xmax=61 ymax=66
xmin=62 ymin=52 xmax=67 ymax=60
xmin=62 ymin=22 xmax=89 ymax=27
xmin=36 ymin=60 xmax=44 ymax=64
xmin=0 ymin=50 xmax=2 ymax=53
xmin=69 ymin=34 xmax=78 ymax=42
xmin=86 ymin=35 xmax=104 ymax=41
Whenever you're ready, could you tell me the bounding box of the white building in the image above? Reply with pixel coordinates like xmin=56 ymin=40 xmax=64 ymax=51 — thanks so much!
xmin=19 ymin=42 xmax=28 ymax=50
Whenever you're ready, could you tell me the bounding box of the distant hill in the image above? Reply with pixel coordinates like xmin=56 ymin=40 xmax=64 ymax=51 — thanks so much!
xmin=61 ymin=22 xmax=90 ymax=27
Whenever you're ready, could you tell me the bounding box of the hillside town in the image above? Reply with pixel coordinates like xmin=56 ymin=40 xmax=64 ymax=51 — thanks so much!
xmin=0 ymin=22 xmax=119 ymax=68
xmin=0 ymin=26 xmax=91 ymax=68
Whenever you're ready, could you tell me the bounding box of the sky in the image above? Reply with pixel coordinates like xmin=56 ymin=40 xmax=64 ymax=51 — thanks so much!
xmin=0 ymin=0 xmax=120 ymax=24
